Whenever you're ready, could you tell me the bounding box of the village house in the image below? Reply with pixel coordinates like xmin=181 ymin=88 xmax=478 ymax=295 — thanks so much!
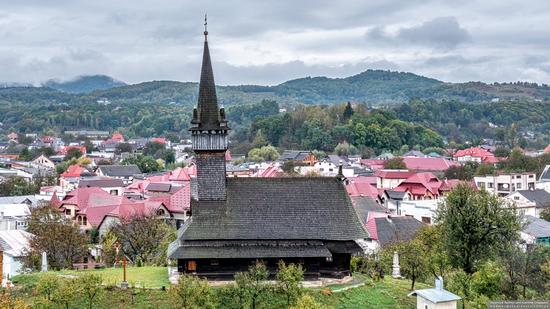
xmin=453 ymin=146 xmax=499 ymax=164
xmin=375 ymin=170 xmax=415 ymax=189
xmin=96 ymin=165 xmax=141 ymax=185
xmin=0 ymin=230 xmax=33 ymax=279
xmin=401 ymin=157 xmax=458 ymax=175
xmin=0 ymin=204 xmax=30 ymax=231
xmin=280 ymin=150 xmax=317 ymax=166
xmin=32 ymin=154 xmax=55 ymax=170
xmin=505 ymin=189 xmax=550 ymax=217
xmin=54 ymin=187 xmax=173 ymax=236
xmin=168 ymin=31 xmax=367 ymax=280
xmin=363 ymin=215 xmax=424 ymax=253
xmin=521 ymin=215 xmax=550 ymax=246
xmin=59 ymin=165 xmax=95 ymax=192
xmin=393 ymin=172 xmax=443 ymax=200
xmin=78 ymin=178 xmax=125 ymax=196
xmin=474 ymin=173 xmax=536 ymax=196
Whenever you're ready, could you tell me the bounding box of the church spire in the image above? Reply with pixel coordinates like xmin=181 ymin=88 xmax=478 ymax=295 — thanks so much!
xmin=191 ymin=15 xmax=228 ymax=131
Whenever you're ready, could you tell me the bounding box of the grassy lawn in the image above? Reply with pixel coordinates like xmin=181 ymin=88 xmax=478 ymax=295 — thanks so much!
xmin=317 ymin=277 xmax=430 ymax=309
xmin=11 ymin=269 xmax=429 ymax=308
xmin=12 ymin=266 xmax=169 ymax=289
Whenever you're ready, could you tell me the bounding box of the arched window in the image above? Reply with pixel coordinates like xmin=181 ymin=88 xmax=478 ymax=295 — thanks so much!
xmin=156 ymin=209 xmax=166 ymax=216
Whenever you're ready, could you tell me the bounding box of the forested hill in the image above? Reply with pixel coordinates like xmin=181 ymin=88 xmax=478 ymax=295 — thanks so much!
xmin=43 ymin=75 xmax=126 ymax=94
xmin=1 ymin=70 xmax=550 ymax=106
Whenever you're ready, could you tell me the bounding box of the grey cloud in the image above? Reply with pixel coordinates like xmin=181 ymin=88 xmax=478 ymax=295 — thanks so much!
xmin=0 ymin=1 xmax=549 ymax=85
xmin=397 ymin=17 xmax=470 ymax=48
xmin=366 ymin=16 xmax=470 ymax=49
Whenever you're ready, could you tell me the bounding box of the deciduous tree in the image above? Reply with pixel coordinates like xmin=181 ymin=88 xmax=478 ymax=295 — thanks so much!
xmin=436 ymin=184 xmax=520 ymax=274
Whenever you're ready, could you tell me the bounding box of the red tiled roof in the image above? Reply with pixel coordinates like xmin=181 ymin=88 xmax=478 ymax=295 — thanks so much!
xmin=453 ymin=147 xmax=493 ymax=159
xmin=259 ymin=165 xmax=282 ymax=177
xmin=151 ymin=137 xmax=166 ymax=144
xmin=402 ymin=157 xmax=458 ymax=171
xmin=350 ymin=176 xmax=377 ymax=185
xmin=360 ymin=159 xmax=385 ymax=171
xmin=50 ymin=191 xmax=61 ymax=207
xmin=394 ymin=172 xmax=442 ymax=196
xmin=346 ymin=181 xmax=379 ymax=199
xmin=374 ymin=170 xmax=415 ymax=179
xmin=60 ymin=165 xmax=87 ymax=178
xmin=169 ymin=167 xmax=191 ymax=181
xmin=365 ymin=217 xmax=378 ymax=240
xmin=59 ymin=146 xmax=87 ymax=155
xmin=111 ymin=132 xmax=124 ymax=142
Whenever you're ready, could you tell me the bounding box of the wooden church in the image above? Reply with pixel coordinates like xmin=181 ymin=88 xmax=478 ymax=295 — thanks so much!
xmin=168 ymin=24 xmax=367 ymax=280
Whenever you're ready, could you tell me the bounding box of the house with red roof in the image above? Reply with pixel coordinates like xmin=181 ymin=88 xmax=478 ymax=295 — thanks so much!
xmin=453 ymin=147 xmax=498 ymax=164
xmin=346 ymin=176 xmax=382 ymax=202
xmin=59 ymin=165 xmax=94 ymax=191
xmin=363 ymin=215 xmax=424 ymax=252
xmin=393 ymin=172 xmax=443 ymax=200
xmin=402 ymin=157 xmax=459 ymax=173
xmin=57 ymin=187 xmax=173 ymax=236
xmin=360 ymin=159 xmax=385 ymax=171
xmin=59 ymin=145 xmax=87 ymax=156
xmin=110 ymin=132 xmax=124 ymax=143
xmin=375 ymin=170 xmax=416 ymax=189
xmin=151 ymin=137 xmax=167 ymax=145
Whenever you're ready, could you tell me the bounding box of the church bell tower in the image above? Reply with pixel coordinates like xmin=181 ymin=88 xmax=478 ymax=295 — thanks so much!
xmin=190 ymin=17 xmax=230 ymax=201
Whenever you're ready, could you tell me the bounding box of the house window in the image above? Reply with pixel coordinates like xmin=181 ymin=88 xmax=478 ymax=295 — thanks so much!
xmin=65 ymin=209 xmax=71 ymax=215
xmin=517 ymin=183 xmax=522 ymax=189
xmin=82 ymin=216 xmax=87 ymax=226
xmin=488 ymin=183 xmax=494 ymax=188
xmin=514 ymin=196 xmax=520 ymax=200
xmin=210 ymin=260 xmax=219 ymax=266
xmin=156 ymin=209 xmax=166 ymax=216
xmin=187 ymin=260 xmax=197 ymax=271
xmin=421 ymin=217 xmax=431 ymax=224
xmin=110 ymin=190 xmax=118 ymax=195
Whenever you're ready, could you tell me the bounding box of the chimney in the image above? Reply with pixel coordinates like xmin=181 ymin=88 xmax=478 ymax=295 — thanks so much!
xmin=435 ymin=276 xmax=443 ymax=290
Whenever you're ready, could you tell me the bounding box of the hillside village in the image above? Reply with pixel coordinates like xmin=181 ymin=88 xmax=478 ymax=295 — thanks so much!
xmin=0 ymin=31 xmax=550 ymax=309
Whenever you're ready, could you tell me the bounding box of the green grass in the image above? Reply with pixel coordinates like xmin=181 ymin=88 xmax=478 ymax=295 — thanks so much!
xmin=316 ymin=277 xmax=430 ymax=309
xmin=11 ymin=269 xmax=429 ymax=308
xmin=12 ymin=266 xmax=169 ymax=289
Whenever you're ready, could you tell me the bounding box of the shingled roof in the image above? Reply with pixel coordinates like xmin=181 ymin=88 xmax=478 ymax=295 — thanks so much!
xmin=366 ymin=215 xmax=424 ymax=247
xmin=515 ymin=189 xmax=550 ymax=208
xmin=181 ymin=177 xmax=367 ymax=241
xmin=97 ymin=165 xmax=141 ymax=177
xmin=189 ymin=33 xmax=227 ymax=131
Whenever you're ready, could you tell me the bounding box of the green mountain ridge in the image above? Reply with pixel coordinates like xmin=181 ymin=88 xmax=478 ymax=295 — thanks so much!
xmin=1 ymin=69 xmax=549 ymax=107
xmin=43 ymin=75 xmax=127 ymax=94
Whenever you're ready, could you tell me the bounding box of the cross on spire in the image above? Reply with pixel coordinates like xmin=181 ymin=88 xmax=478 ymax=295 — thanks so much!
xmin=204 ymin=13 xmax=208 ymax=41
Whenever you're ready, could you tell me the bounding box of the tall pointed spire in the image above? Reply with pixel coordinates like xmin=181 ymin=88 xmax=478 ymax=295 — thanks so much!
xmin=191 ymin=15 xmax=228 ymax=131
xmin=190 ymin=17 xmax=229 ymax=201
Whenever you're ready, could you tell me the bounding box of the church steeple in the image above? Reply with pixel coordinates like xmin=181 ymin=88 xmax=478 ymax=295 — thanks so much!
xmin=190 ymin=19 xmax=229 ymax=201
xmin=191 ymin=14 xmax=228 ymax=132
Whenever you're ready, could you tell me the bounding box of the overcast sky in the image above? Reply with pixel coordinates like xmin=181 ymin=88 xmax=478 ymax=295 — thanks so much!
xmin=1 ymin=0 xmax=549 ymax=85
